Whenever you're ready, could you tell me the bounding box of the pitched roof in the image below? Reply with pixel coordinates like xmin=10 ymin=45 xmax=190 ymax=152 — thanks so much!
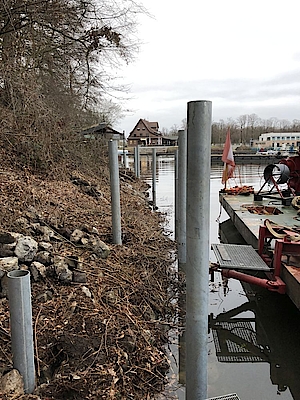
xmin=81 ymin=123 xmax=122 ymax=136
xmin=129 ymin=119 xmax=162 ymax=137
xmin=144 ymin=120 xmax=159 ymax=133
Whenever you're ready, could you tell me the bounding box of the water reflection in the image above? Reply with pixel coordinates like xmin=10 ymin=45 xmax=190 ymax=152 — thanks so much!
xmin=209 ymin=271 xmax=300 ymax=400
xmin=135 ymin=155 xmax=300 ymax=400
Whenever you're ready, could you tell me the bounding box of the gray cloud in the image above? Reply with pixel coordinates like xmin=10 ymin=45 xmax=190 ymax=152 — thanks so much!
xmin=118 ymin=68 xmax=300 ymax=132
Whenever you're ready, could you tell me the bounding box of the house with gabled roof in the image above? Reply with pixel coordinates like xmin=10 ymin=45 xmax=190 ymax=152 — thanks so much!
xmin=81 ymin=122 xmax=123 ymax=141
xmin=127 ymin=119 xmax=163 ymax=146
xmin=80 ymin=122 xmax=125 ymax=150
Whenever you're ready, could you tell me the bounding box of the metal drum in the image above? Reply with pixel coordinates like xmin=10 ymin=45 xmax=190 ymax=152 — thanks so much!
xmin=263 ymin=163 xmax=290 ymax=184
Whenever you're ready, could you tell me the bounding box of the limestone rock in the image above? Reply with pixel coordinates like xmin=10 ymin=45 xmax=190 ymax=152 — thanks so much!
xmin=0 ymin=256 xmax=19 ymax=272
xmin=34 ymin=251 xmax=52 ymax=265
xmin=82 ymin=286 xmax=92 ymax=298
xmin=53 ymin=256 xmax=72 ymax=283
xmin=0 ymin=369 xmax=24 ymax=396
xmin=88 ymin=236 xmax=110 ymax=259
xmin=70 ymin=229 xmax=85 ymax=244
xmin=81 ymin=237 xmax=89 ymax=245
xmin=38 ymin=241 xmax=53 ymax=252
xmin=14 ymin=236 xmax=38 ymax=262
xmin=9 ymin=232 xmax=22 ymax=241
xmin=30 ymin=261 xmax=47 ymax=280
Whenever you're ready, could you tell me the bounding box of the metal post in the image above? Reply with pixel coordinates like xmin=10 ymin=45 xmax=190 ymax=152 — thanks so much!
xmin=7 ymin=270 xmax=35 ymax=394
xmin=134 ymin=146 xmax=140 ymax=178
xmin=108 ymin=139 xmax=122 ymax=245
xmin=134 ymin=146 xmax=138 ymax=176
xmin=186 ymin=100 xmax=212 ymax=400
xmin=174 ymin=149 xmax=179 ymax=241
xmin=178 ymin=129 xmax=187 ymax=268
xmin=122 ymin=130 xmax=127 ymax=168
xmin=136 ymin=145 xmax=140 ymax=178
xmin=152 ymin=148 xmax=157 ymax=209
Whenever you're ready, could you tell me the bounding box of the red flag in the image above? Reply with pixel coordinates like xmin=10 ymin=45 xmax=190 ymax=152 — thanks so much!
xmin=222 ymin=128 xmax=235 ymax=185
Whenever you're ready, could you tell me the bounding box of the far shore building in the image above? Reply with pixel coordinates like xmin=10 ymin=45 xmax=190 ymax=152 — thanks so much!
xmin=253 ymin=132 xmax=300 ymax=151
xmin=80 ymin=122 xmax=125 ymax=149
xmin=127 ymin=119 xmax=163 ymax=146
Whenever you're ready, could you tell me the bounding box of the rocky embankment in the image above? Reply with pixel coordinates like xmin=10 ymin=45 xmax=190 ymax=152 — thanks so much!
xmin=0 ymin=166 xmax=179 ymax=399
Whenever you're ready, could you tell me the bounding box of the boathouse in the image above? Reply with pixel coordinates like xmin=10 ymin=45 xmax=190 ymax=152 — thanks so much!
xmin=127 ymin=119 xmax=163 ymax=146
xmin=81 ymin=123 xmax=124 ymax=142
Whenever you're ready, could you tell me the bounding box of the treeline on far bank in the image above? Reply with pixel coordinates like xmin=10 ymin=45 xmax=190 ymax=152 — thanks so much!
xmin=211 ymin=114 xmax=300 ymax=145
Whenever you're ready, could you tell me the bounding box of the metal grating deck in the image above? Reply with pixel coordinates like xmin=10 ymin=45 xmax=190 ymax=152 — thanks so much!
xmin=206 ymin=394 xmax=240 ymax=400
xmin=211 ymin=243 xmax=272 ymax=271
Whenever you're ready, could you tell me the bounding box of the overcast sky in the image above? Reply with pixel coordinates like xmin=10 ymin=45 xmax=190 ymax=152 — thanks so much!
xmin=115 ymin=0 xmax=300 ymax=135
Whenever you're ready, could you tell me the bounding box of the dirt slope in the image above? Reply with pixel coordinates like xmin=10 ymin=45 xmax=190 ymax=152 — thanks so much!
xmin=0 ymin=153 xmax=178 ymax=399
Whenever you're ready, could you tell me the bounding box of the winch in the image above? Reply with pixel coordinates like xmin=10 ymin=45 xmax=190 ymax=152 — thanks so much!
xmin=254 ymin=153 xmax=300 ymax=204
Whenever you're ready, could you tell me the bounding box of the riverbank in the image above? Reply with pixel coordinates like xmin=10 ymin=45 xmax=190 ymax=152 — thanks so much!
xmin=126 ymin=146 xmax=287 ymax=164
xmin=0 ymin=145 xmax=179 ymax=399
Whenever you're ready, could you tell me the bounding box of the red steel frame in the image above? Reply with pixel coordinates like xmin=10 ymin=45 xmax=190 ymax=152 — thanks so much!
xmin=221 ymin=224 xmax=293 ymax=294
xmin=221 ymin=155 xmax=300 ymax=294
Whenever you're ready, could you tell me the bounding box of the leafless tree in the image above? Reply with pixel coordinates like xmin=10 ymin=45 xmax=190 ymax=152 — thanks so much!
xmin=236 ymin=114 xmax=248 ymax=144
xmin=0 ymin=0 xmax=146 ymax=169
xmin=180 ymin=118 xmax=187 ymax=130
xmin=248 ymin=113 xmax=260 ymax=137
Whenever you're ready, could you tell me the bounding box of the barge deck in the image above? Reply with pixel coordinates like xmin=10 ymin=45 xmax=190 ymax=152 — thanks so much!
xmin=219 ymin=192 xmax=300 ymax=309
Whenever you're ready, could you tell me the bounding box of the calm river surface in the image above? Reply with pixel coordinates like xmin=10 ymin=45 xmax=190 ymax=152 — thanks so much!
xmin=130 ymin=154 xmax=300 ymax=400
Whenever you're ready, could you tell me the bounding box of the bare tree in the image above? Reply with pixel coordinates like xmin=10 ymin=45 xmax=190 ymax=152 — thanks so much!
xmin=248 ymin=113 xmax=260 ymax=138
xmin=168 ymin=124 xmax=179 ymax=135
xmin=279 ymin=119 xmax=292 ymax=131
xmin=236 ymin=114 xmax=248 ymax=144
xmin=292 ymin=119 xmax=300 ymax=131
xmin=160 ymin=127 xmax=169 ymax=135
xmin=0 ymin=0 xmax=144 ymax=100
xmin=0 ymin=0 xmax=146 ymax=169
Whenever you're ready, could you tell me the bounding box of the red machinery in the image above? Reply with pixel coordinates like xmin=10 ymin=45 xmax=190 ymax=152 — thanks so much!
xmin=215 ymin=153 xmax=300 ymax=295
xmin=254 ymin=153 xmax=300 ymax=204
xmin=221 ymin=221 xmax=294 ymax=295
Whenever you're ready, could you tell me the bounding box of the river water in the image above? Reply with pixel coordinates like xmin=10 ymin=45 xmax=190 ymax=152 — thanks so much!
xmin=129 ymin=154 xmax=300 ymax=400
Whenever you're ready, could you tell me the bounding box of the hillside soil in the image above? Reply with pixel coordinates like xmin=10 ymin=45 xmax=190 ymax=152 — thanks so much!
xmin=0 ymin=149 xmax=180 ymax=400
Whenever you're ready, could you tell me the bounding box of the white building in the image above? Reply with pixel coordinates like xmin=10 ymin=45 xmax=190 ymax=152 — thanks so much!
xmin=253 ymin=132 xmax=300 ymax=150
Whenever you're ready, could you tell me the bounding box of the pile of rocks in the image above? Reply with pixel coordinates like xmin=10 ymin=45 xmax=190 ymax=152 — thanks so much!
xmin=0 ymin=218 xmax=111 ymax=397
xmin=0 ymin=222 xmax=110 ymax=297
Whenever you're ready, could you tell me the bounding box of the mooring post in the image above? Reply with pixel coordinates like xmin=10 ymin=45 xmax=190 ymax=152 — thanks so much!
xmin=122 ymin=130 xmax=127 ymax=168
xmin=137 ymin=145 xmax=140 ymax=178
xmin=7 ymin=270 xmax=35 ymax=394
xmin=134 ymin=145 xmax=140 ymax=178
xmin=186 ymin=100 xmax=212 ymax=399
xmin=174 ymin=149 xmax=179 ymax=240
xmin=108 ymin=139 xmax=122 ymax=245
xmin=177 ymin=129 xmax=187 ymax=269
xmin=134 ymin=146 xmax=138 ymax=177
xmin=152 ymin=147 xmax=157 ymax=209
